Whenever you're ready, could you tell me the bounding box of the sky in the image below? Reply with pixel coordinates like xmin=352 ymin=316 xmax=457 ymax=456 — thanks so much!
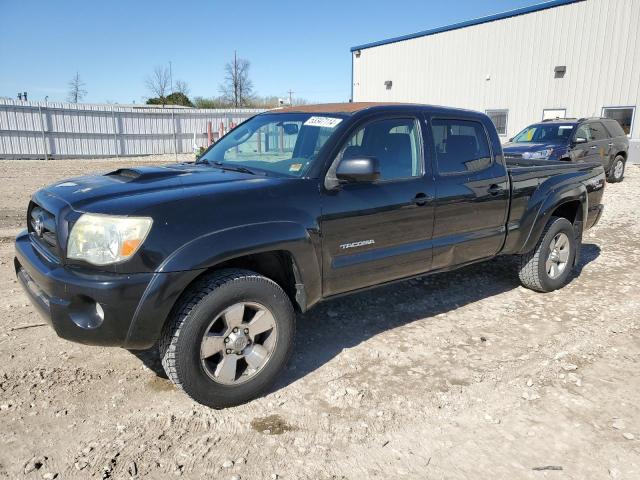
xmin=1 ymin=0 xmax=545 ymax=104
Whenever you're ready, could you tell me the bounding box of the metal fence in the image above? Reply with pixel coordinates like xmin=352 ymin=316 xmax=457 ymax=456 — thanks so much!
xmin=0 ymin=99 xmax=265 ymax=159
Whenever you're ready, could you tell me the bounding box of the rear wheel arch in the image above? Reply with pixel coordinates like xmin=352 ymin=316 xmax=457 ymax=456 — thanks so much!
xmin=551 ymin=199 xmax=583 ymax=225
xmin=520 ymin=188 xmax=587 ymax=255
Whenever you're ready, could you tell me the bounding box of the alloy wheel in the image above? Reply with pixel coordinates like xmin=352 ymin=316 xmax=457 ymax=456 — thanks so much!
xmin=200 ymin=302 xmax=278 ymax=385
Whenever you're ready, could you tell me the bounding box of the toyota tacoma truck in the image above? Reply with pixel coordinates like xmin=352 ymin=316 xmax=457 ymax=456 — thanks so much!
xmin=15 ymin=103 xmax=605 ymax=408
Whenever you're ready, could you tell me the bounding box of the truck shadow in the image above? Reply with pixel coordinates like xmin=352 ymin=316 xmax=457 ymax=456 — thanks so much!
xmin=130 ymin=244 xmax=600 ymax=388
xmin=272 ymin=243 xmax=601 ymax=392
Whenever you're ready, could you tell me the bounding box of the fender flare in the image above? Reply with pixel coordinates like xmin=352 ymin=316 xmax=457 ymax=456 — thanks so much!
xmin=159 ymin=220 xmax=322 ymax=304
xmin=519 ymin=184 xmax=588 ymax=254
xmin=123 ymin=221 xmax=322 ymax=349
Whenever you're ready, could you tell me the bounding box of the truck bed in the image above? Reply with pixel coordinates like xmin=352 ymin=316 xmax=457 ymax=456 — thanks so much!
xmin=502 ymin=157 xmax=606 ymax=255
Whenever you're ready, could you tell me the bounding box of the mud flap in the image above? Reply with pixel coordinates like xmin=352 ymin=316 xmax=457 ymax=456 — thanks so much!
xmin=573 ymin=220 xmax=583 ymax=267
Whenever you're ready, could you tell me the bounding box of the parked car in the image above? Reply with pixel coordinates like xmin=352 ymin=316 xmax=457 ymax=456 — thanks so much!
xmin=503 ymin=117 xmax=628 ymax=183
xmin=15 ymin=103 xmax=606 ymax=408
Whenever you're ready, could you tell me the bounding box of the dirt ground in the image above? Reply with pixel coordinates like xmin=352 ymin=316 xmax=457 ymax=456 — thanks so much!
xmin=0 ymin=155 xmax=638 ymax=480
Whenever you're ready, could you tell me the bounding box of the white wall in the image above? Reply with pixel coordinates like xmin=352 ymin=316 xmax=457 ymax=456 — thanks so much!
xmin=352 ymin=0 xmax=640 ymax=139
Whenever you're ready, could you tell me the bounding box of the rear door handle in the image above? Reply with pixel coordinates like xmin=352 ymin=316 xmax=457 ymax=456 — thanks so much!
xmin=412 ymin=192 xmax=429 ymax=206
xmin=488 ymin=184 xmax=502 ymax=196
xmin=608 ymin=143 xmax=614 ymax=146
xmin=590 ymin=146 xmax=598 ymax=149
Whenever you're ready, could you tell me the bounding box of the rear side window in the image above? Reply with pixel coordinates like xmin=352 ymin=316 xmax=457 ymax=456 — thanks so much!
xmin=431 ymin=119 xmax=492 ymax=174
xmin=590 ymin=122 xmax=609 ymax=140
xmin=604 ymin=119 xmax=626 ymax=138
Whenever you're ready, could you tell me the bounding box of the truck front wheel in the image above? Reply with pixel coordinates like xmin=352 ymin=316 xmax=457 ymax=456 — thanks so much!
xmin=159 ymin=269 xmax=295 ymax=408
xmin=517 ymin=216 xmax=577 ymax=293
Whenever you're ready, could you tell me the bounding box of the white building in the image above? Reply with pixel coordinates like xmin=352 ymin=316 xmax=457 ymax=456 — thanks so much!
xmin=351 ymin=0 xmax=640 ymax=145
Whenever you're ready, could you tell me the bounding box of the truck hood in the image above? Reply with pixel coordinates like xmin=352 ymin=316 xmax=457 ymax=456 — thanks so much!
xmin=37 ymin=163 xmax=273 ymax=213
xmin=502 ymin=142 xmax=563 ymax=154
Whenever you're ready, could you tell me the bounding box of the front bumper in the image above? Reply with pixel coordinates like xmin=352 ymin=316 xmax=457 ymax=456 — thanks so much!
xmin=14 ymin=230 xmax=202 ymax=349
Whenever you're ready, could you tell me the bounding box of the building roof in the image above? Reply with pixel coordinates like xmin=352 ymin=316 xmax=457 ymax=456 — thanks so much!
xmin=350 ymin=0 xmax=585 ymax=52
xmin=273 ymin=102 xmax=408 ymax=114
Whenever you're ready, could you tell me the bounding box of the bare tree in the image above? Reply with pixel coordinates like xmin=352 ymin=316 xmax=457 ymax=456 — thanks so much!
xmin=145 ymin=66 xmax=171 ymax=106
xmin=174 ymin=80 xmax=190 ymax=96
xmin=219 ymin=51 xmax=254 ymax=107
xmin=67 ymin=72 xmax=87 ymax=103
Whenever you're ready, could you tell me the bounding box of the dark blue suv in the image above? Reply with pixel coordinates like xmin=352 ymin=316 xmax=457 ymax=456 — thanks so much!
xmin=503 ymin=118 xmax=629 ymax=183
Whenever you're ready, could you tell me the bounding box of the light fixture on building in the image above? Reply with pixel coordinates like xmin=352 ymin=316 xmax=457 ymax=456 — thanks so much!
xmin=554 ymin=66 xmax=566 ymax=78
xmin=384 ymin=80 xmax=392 ymax=90
xmin=354 ymin=50 xmax=361 ymax=58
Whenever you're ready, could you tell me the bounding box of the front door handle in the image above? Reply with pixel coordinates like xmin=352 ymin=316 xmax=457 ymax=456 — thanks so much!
xmin=590 ymin=145 xmax=598 ymax=149
xmin=488 ymin=184 xmax=502 ymax=196
xmin=412 ymin=192 xmax=429 ymax=206
xmin=608 ymin=143 xmax=614 ymax=147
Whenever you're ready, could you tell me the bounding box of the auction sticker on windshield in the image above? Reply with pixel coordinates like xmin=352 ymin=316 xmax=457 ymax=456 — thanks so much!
xmin=304 ymin=116 xmax=343 ymax=128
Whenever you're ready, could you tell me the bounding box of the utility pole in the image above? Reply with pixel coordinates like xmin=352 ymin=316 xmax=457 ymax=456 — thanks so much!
xmin=287 ymin=89 xmax=294 ymax=106
xmin=169 ymin=61 xmax=173 ymax=93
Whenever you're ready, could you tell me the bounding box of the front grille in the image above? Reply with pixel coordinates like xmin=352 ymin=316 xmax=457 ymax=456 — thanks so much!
xmin=28 ymin=202 xmax=59 ymax=260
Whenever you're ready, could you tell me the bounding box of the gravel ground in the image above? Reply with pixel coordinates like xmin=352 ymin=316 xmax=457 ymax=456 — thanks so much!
xmin=0 ymin=155 xmax=639 ymax=479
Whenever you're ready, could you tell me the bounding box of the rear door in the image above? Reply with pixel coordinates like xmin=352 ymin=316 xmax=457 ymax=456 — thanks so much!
xmin=588 ymin=121 xmax=614 ymax=170
xmin=428 ymin=115 xmax=509 ymax=269
xmin=320 ymin=114 xmax=435 ymax=296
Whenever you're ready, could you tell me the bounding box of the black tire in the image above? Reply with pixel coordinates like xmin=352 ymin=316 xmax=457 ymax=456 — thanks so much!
xmin=607 ymin=155 xmax=626 ymax=183
xmin=517 ymin=216 xmax=577 ymax=293
xmin=159 ymin=269 xmax=295 ymax=409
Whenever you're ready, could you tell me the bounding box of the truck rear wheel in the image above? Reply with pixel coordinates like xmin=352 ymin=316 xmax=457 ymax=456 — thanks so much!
xmin=517 ymin=216 xmax=577 ymax=293
xmin=159 ymin=269 xmax=295 ymax=408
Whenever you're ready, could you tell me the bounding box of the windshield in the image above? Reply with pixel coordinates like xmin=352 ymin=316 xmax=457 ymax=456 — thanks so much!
xmin=198 ymin=113 xmax=345 ymax=177
xmin=512 ymin=123 xmax=575 ymax=143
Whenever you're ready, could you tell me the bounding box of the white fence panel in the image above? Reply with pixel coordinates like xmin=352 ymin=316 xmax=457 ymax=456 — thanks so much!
xmin=0 ymin=99 xmax=264 ymax=159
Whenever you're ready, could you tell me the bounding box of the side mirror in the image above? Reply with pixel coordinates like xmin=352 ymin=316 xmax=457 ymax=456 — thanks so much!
xmin=336 ymin=157 xmax=380 ymax=183
xmin=573 ymin=137 xmax=587 ymax=144
xmin=282 ymin=123 xmax=299 ymax=135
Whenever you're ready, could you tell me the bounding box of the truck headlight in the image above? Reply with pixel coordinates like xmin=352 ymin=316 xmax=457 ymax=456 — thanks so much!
xmin=523 ymin=148 xmax=554 ymax=160
xmin=67 ymin=214 xmax=153 ymax=265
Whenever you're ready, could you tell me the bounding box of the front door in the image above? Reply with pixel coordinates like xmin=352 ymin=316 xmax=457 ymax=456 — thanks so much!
xmin=428 ymin=116 xmax=510 ymax=269
xmin=572 ymin=123 xmax=603 ymax=165
xmin=320 ymin=115 xmax=435 ymax=296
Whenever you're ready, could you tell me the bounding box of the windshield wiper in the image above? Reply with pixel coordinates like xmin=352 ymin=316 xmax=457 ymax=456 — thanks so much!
xmin=198 ymin=159 xmax=257 ymax=175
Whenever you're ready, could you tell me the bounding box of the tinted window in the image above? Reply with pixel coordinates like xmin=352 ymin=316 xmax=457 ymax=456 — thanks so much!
xmin=432 ymin=119 xmax=492 ymax=174
xmin=603 ymin=119 xmax=626 ymax=138
xmin=575 ymin=124 xmax=592 ymax=141
xmin=590 ymin=122 xmax=609 ymax=141
xmin=341 ymin=118 xmax=422 ymax=181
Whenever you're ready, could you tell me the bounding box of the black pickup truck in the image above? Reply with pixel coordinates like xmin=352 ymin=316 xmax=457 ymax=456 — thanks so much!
xmin=15 ymin=103 xmax=605 ymax=408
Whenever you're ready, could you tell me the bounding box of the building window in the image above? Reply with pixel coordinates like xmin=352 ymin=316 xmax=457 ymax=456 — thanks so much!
xmin=542 ymin=109 xmax=567 ymax=120
xmin=486 ymin=110 xmax=508 ymax=136
xmin=602 ymin=107 xmax=635 ymax=136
